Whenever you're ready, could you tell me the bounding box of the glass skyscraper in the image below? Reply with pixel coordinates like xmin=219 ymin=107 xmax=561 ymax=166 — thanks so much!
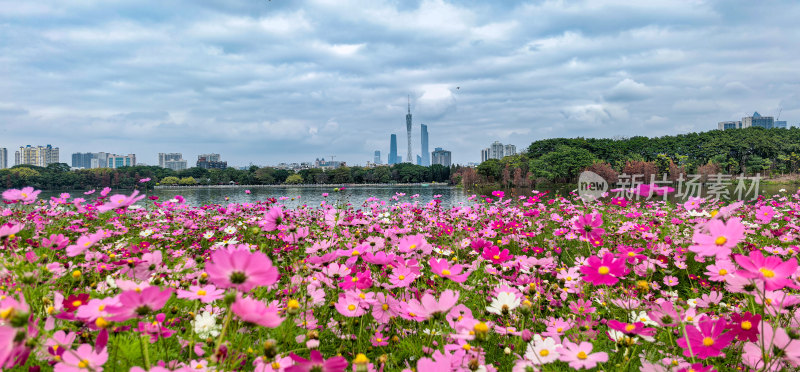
xmin=389 ymin=134 xmax=398 ymax=165
xmin=420 ymin=124 xmax=429 ymax=166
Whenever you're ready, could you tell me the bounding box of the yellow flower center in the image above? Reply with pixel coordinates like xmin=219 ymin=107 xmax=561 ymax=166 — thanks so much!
xmin=351 ymin=276 xmax=358 ymax=282
xmin=351 ymin=250 xmax=360 ymax=256
xmin=347 ymin=304 xmax=356 ymax=311
xmin=598 ymin=266 xmax=610 ymax=275
xmin=759 ymin=268 xmax=775 ymax=278
xmin=714 ymin=236 xmax=727 ymax=246
xmin=702 ymin=337 xmax=714 ymax=346
xmin=382 ymin=304 xmax=389 ymax=311
xmin=493 ymin=255 xmax=501 ymax=260
xmin=409 ymin=312 xmax=416 ymax=317
xmin=442 ymin=269 xmax=451 ymax=276
xmin=556 ymin=327 xmax=563 ymax=333
xmin=376 ymin=338 xmax=383 ymax=342
xmin=577 ymin=351 xmax=588 ymax=360
xmin=566 ymin=276 xmax=572 ymax=281
xmin=409 ymin=244 xmax=416 ymax=250
xmin=72 ymin=300 xmax=82 ymax=307
xmin=271 ymin=362 xmax=281 ymax=369
xmin=540 ymin=349 xmax=549 ymax=357
xmin=628 ymin=252 xmax=635 ymax=257
xmin=98 ymin=305 xmax=105 ymax=311
xmin=463 ymin=343 xmax=471 ymax=351
xmin=398 ymin=275 xmax=405 ymax=280
xmin=197 ymin=290 xmax=207 ymax=296
xmin=718 ymin=269 xmax=728 ymax=276
xmin=78 ymin=360 xmax=90 ymax=368
xmin=741 ymin=321 xmax=752 ymax=330
xmin=625 ymin=324 xmax=635 ymax=332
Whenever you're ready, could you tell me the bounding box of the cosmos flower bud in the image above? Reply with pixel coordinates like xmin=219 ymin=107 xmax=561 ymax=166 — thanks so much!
xmin=72 ymin=270 xmax=82 ymax=279
xmin=263 ymin=339 xmax=278 ymax=358
xmin=286 ymin=299 xmax=301 ymax=315
xmin=474 ymin=322 xmax=489 ymax=341
xmin=353 ymin=354 xmax=369 ymax=372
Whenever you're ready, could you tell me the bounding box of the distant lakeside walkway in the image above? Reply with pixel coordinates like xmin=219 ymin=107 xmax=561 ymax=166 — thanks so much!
xmin=153 ymin=183 xmax=454 ymax=189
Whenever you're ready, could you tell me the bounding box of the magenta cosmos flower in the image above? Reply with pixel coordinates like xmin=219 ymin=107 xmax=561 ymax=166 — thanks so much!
xmin=573 ymin=213 xmax=605 ymax=241
xmin=230 ymin=295 xmax=283 ymax=328
xmin=286 ymin=350 xmax=348 ymax=372
xmin=176 ymin=284 xmax=225 ymax=304
xmin=689 ymin=218 xmax=745 ymax=259
xmin=733 ymin=250 xmax=799 ymax=291
xmin=482 ymin=245 xmax=514 ymax=264
xmin=676 ymin=317 xmax=735 ymax=360
xmin=106 ymin=287 xmax=173 ymax=321
xmin=205 ymin=249 xmax=279 ymax=292
xmin=580 ymin=253 xmax=628 ymax=286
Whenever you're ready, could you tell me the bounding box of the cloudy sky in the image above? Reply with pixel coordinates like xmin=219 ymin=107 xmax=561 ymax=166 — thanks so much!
xmin=2 ymin=0 xmax=799 ymax=167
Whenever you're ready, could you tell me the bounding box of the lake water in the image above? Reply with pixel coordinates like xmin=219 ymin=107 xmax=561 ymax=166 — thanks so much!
xmin=25 ymin=182 xmax=797 ymax=209
xmin=36 ymin=185 xmax=472 ymax=208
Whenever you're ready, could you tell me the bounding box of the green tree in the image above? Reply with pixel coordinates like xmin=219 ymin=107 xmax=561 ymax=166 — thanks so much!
xmin=161 ymin=176 xmax=180 ymax=185
xmin=285 ymin=174 xmax=303 ymax=184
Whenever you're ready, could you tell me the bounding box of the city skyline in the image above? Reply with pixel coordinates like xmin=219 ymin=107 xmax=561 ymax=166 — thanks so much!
xmin=2 ymin=1 xmax=800 ymax=166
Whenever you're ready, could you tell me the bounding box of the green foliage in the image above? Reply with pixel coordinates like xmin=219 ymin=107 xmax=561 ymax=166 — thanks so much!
xmin=284 ymin=174 xmax=303 ymax=184
xmin=529 ymin=145 xmax=598 ymax=183
xmin=178 ymin=177 xmax=197 ymax=185
xmin=160 ymin=176 xmax=180 ymax=185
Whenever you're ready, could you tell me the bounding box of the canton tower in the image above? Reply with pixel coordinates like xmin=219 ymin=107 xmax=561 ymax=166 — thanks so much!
xmin=406 ymin=95 xmax=412 ymax=163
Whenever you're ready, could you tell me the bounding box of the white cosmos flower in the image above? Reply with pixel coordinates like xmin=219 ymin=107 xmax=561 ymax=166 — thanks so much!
xmin=202 ymin=231 xmax=214 ymax=239
xmin=192 ymin=311 xmax=221 ymax=339
xmin=486 ymin=292 xmax=521 ymax=315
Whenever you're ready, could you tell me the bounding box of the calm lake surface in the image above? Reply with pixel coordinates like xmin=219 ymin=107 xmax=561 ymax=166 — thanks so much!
xmin=28 ymin=183 xmax=796 ymax=209
xmin=37 ymin=185 xmax=472 ymax=208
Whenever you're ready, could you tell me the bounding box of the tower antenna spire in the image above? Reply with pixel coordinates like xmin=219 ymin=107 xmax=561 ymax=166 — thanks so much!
xmin=408 ymin=94 xmax=410 ymax=114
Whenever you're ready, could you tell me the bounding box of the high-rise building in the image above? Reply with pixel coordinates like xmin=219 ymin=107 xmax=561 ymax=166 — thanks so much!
xmin=717 ymin=121 xmax=741 ymax=130
xmin=16 ymin=145 xmax=59 ymax=167
xmin=481 ymin=148 xmax=490 ymax=163
xmin=742 ymin=111 xmax=774 ymax=129
xmin=420 ymin=124 xmax=430 ymax=166
xmin=397 ymin=155 xmax=402 ymax=163
xmin=416 ymin=155 xmax=422 ymax=165
xmin=0 ymin=148 xmax=7 ymax=169
xmin=504 ymin=144 xmax=517 ymax=157
xmin=159 ymin=153 xmax=188 ymax=171
xmin=373 ymin=150 xmax=381 ymax=164
xmin=107 ymin=154 xmax=136 ymax=168
xmin=389 ymin=134 xmax=398 ymax=165
xmin=406 ymin=96 xmax=412 ymax=164
xmin=490 ymin=141 xmax=504 ymax=159
xmin=197 ymin=154 xmax=227 ymax=169
xmin=71 ymin=152 xmax=95 ymax=169
xmin=776 ymin=120 xmax=788 ymax=129
xmin=432 ymin=147 xmax=451 ymax=167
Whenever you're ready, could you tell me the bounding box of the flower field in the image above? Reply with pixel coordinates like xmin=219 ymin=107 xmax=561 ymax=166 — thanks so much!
xmin=0 ymin=186 xmax=799 ymax=371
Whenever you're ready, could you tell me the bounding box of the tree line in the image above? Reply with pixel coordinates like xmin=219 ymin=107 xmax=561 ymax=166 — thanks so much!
xmin=0 ymin=162 xmax=453 ymax=190
xmin=453 ymin=127 xmax=800 ymax=188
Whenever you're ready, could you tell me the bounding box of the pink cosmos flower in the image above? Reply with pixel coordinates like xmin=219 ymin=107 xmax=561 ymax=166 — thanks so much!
xmin=755 ymin=206 xmax=775 ymax=223
xmin=0 ymin=223 xmax=24 ymax=239
xmin=689 ymin=218 xmax=745 ymax=260
xmin=676 ymin=317 xmax=735 ymax=360
xmin=139 ymin=178 xmax=151 ymax=183
xmin=742 ymin=322 xmax=800 ymax=369
xmin=261 ymin=206 xmax=283 ymax=231
xmin=580 ymin=253 xmax=628 ymax=286
xmin=231 ymin=295 xmax=284 ymax=328
xmin=663 ymin=276 xmax=679 ymax=287
xmin=607 ymin=320 xmax=657 ymax=340
xmin=704 ymin=261 xmax=735 ymax=282
xmin=65 ymin=232 xmax=105 ymax=257
xmin=287 ymin=350 xmax=348 ymax=372
xmin=568 ymin=298 xmax=596 ymax=315
xmin=106 ymin=287 xmax=173 ymax=321
xmin=205 ymin=249 xmax=279 ymax=292
xmin=557 ymin=340 xmax=608 ymax=369
xmin=177 ymin=285 xmax=225 ymax=303
xmin=54 ymin=343 xmax=108 ymax=372
xmin=482 ymin=245 xmax=513 ymax=264
xmin=683 ymin=197 xmax=704 ymax=211
xmin=2 ymin=187 xmax=41 ymax=203
xmin=334 ymin=293 xmax=366 ymax=318
xmin=428 ymin=258 xmax=469 ymax=283
xmin=573 ymin=213 xmax=605 ymax=241
xmin=415 ymin=290 xmax=459 ymax=316
xmin=42 ymin=234 xmax=69 ymax=250
xmin=95 ymin=190 xmax=145 ymax=212
xmin=733 ymin=250 xmax=799 ymax=291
